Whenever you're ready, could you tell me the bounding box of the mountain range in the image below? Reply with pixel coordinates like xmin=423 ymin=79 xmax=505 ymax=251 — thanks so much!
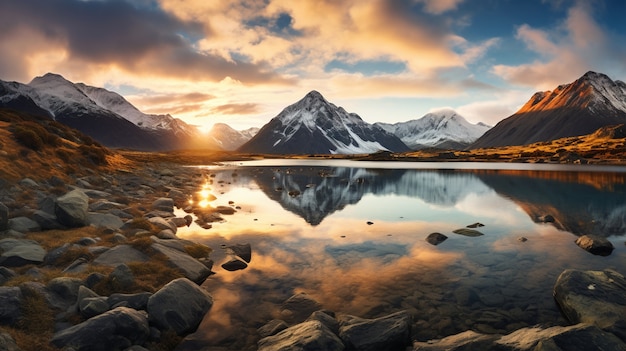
xmin=471 ymin=71 xmax=626 ymax=149
xmin=375 ymin=109 xmax=490 ymax=149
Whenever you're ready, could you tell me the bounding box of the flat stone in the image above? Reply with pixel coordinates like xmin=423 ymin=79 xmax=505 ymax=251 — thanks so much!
xmin=8 ymin=217 xmax=41 ymax=233
xmin=93 ymin=245 xmax=149 ymax=267
xmin=87 ymin=213 xmax=124 ymax=231
xmin=151 ymin=243 xmax=210 ymax=284
xmin=258 ymin=320 xmax=344 ymax=351
xmin=339 ymin=310 xmax=412 ymax=351
xmin=0 ymin=238 xmax=46 ymax=267
xmin=426 ymin=233 xmax=448 ymax=246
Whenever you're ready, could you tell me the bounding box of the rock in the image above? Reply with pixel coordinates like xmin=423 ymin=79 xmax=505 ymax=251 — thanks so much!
xmin=226 ymin=243 xmax=252 ymax=263
xmin=307 ymin=310 xmax=340 ymax=335
xmin=109 ymin=264 xmax=135 ymax=291
xmin=107 ymin=292 xmax=152 ymax=310
xmin=7 ymin=217 xmax=41 ymax=233
xmin=87 ymin=213 xmax=124 ymax=231
xmin=184 ymin=215 xmax=193 ymax=226
xmin=0 ymin=238 xmax=46 ymax=267
xmin=281 ymin=293 xmax=323 ymax=324
xmin=82 ymin=189 xmax=112 ymax=199
xmin=497 ymin=323 xmax=626 ymax=351
xmin=215 ymin=206 xmax=236 ymax=215
xmin=221 ymin=259 xmax=247 ymax=271
xmin=426 ymin=233 xmax=448 ymax=246
xmin=538 ymin=214 xmax=555 ymax=223
xmin=55 ymin=189 xmax=89 ymax=227
xmin=151 ymin=243 xmax=210 ymax=284
xmin=19 ymin=178 xmax=39 ymax=188
xmin=170 ymin=217 xmax=188 ymax=228
xmin=31 ymin=210 xmax=65 ymax=230
xmin=156 ymin=229 xmax=178 ymax=240
xmin=0 ymin=331 xmax=20 ymax=351
xmin=43 ymin=243 xmax=71 ymax=266
xmin=147 ymin=278 xmax=213 ymax=335
xmin=338 ymin=310 xmax=411 ymax=351
xmin=466 ymin=222 xmax=485 ymax=228
xmin=148 ymin=216 xmax=177 ymax=234
xmin=0 ymin=202 xmax=8 ymax=231
xmin=413 ymin=330 xmax=499 ymax=350
xmin=0 ymin=267 xmax=16 ymax=285
xmin=575 ymin=235 xmax=614 ymax=256
xmin=258 ymin=320 xmax=344 ymax=351
xmin=76 ymin=237 xmax=98 ymax=246
xmin=47 ymin=277 xmax=83 ymax=308
xmin=258 ymin=319 xmax=289 ymax=338
xmin=51 ymin=307 xmax=150 ymax=351
xmin=89 ymin=200 xmax=126 ymax=212
xmin=112 ymin=233 xmax=128 ymax=243
xmin=554 ymin=269 xmax=626 ymax=340
xmin=152 ymin=197 xmax=174 ymax=212
xmin=0 ymin=287 xmax=22 ymax=325
xmin=93 ymin=245 xmax=149 ymax=267
xmin=80 ymin=296 xmax=109 ymax=319
xmin=452 ymin=228 xmax=484 ymax=237
xmin=63 ymin=257 xmax=89 ymax=273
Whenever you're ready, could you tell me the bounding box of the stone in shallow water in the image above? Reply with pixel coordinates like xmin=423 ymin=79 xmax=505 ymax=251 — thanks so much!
xmin=452 ymin=228 xmax=484 ymax=237
xmin=338 ymin=310 xmax=412 ymax=351
xmin=258 ymin=320 xmax=344 ymax=351
xmin=226 ymin=243 xmax=252 ymax=263
xmin=575 ymin=235 xmax=614 ymax=256
xmin=221 ymin=259 xmax=247 ymax=271
xmin=426 ymin=232 xmax=448 ymax=246
xmin=466 ymin=222 xmax=485 ymax=228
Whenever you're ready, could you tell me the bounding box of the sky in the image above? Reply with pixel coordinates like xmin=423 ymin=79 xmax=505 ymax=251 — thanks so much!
xmin=0 ymin=0 xmax=625 ymax=131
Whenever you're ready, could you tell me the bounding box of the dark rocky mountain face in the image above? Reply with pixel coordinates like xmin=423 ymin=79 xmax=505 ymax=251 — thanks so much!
xmin=470 ymin=71 xmax=626 ymax=149
xmin=238 ymin=91 xmax=409 ymax=154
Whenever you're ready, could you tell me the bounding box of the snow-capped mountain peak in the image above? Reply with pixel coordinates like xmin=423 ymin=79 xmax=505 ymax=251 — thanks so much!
xmin=376 ymin=109 xmax=490 ymax=150
xmin=239 ymin=91 xmax=409 ymax=154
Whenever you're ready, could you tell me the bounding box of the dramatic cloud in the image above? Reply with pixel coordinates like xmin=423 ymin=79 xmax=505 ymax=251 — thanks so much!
xmin=0 ymin=0 xmax=291 ymax=84
xmin=492 ymin=1 xmax=626 ymax=90
xmin=210 ymin=103 xmax=260 ymax=115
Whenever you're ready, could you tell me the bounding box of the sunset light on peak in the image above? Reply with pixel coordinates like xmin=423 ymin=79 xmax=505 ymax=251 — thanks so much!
xmin=0 ymin=0 xmax=624 ymax=131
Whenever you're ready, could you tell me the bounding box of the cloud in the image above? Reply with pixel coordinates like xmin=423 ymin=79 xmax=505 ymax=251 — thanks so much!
xmin=210 ymin=103 xmax=260 ymax=115
xmin=456 ymin=90 xmax=532 ymax=125
xmin=0 ymin=0 xmax=291 ymax=84
xmin=492 ymin=1 xmax=625 ymax=90
xmin=415 ymin=0 xmax=465 ymax=14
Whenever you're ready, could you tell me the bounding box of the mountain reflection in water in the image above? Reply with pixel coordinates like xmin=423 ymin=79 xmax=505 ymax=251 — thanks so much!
xmin=177 ymin=162 xmax=626 ymax=351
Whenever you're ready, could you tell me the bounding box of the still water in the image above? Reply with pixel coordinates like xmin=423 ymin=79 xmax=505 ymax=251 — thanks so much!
xmin=176 ymin=160 xmax=626 ymax=350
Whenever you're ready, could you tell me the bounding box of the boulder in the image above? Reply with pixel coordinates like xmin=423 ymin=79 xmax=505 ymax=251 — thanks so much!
xmin=80 ymin=297 xmax=109 ymax=319
xmin=0 ymin=287 xmax=22 ymax=325
xmin=89 ymin=200 xmax=126 ymax=212
xmin=413 ymin=330 xmax=499 ymax=350
xmin=554 ymin=269 xmax=626 ymax=340
xmin=87 ymin=213 xmax=124 ymax=231
xmin=7 ymin=217 xmax=41 ymax=233
xmin=43 ymin=243 xmax=71 ymax=266
xmin=281 ymin=293 xmax=323 ymax=324
xmin=258 ymin=320 xmax=344 ymax=351
xmin=148 ymin=217 xmax=177 ymax=234
xmin=338 ymin=310 xmax=411 ymax=351
xmin=258 ymin=319 xmax=289 ymax=338
xmin=152 ymin=198 xmax=174 ymax=212
xmin=0 ymin=267 xmax=16 ymax=285
xmin=151 ymin=243 xmax=210 ymax=284
xmin=426 ymin=233 xmax=448 ymax=246
xmin=55 ymin=189 xmax=89 ymax=227
xmin=0 ymin=238 xmax=46 ymax=267
xmin=307 ymin=310 xmax=340 ymax=335
xmin=170 ymin=217 xmax=188 ymax=228
xmin=0 ymin=202 xmax=9 ymax=231
xmin=51 ymin=307 xmax=150 ymax=351
xmin=575 ymin=235 xmax=614 ymax=256
xmin=221 ymin=259 xmax=247 ymax=271
xmin=47 ymin=277 xmax=83 ymax=309
xmin=452 ymin=228 xmax=484 ymax=237
xmin=107 ymin=292 xmax=152 ymax=310
xmin=93 ymin=245 xmax=149 ymax=267
xmin=147 ymin=278 xmax=213 ymax=335
xmin=109 ymin=264 xmax=135 ymax=291
xmin=156 ymin=229 xmax=178 ymax=240
xmin=31 ymin=210 xmax=65 ymax=230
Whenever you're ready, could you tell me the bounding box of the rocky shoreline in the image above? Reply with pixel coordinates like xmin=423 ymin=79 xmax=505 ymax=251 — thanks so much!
xmin=1 ymin=162 xmax=626 ymax=350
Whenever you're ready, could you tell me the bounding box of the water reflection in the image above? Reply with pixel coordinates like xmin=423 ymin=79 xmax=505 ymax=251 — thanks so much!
xmin=176 ymin=163 xmax=626 ymax=351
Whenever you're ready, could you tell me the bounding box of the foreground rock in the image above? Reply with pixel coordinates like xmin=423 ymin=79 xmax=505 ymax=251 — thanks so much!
xmin=147 ymin=278 xmax=213 ymax=335
xmin=51 ymin=307 xmax=150 ymax=350
xmin=554 ymin=269 xmax=626 ymax=340
xmin=55 ymin=189 xmax=89 ymax=227
xmin=258 ymin=320 xmax=344 ymax=351
xmin=0 ymin=238 xmax=46 ymax=267
xmin=151 ymin=243 xmax=211 ymax=284
xmin=339 ymin=311 xmax=412 ymax=351
xmin=426 ymin=233 xmax=447 ymax=246
xmin=574 ymin=235 xmax=614 ymax=256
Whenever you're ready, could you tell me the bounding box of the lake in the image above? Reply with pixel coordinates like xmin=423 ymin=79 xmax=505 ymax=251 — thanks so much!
xmin=175 ymin=160 xmax=626 ymax=350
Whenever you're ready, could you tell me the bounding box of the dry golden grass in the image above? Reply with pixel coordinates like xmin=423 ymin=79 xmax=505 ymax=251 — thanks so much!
xmin=24 ymin=226 xmax=105 ymax=251
xmin=184 ymin=243 xmax=213 ymax=259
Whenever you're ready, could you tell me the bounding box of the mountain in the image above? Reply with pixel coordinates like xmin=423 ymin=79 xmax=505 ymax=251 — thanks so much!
xmin=238 ymin=91 xmax=410 ymax=154
xmin=0 ymin=73 xmax=208 ymax=151
xmin=470 ymin=71 xmax=626 ymax=149
xmin=375 ymin=109 xmax=490 ymax=150
xmin=205 ymin=123 xmax=258 ymax=151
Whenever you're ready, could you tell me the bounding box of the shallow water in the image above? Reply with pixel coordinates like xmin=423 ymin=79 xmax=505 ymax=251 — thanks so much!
xmin=175 ymin=160 xmax=626 ymax=350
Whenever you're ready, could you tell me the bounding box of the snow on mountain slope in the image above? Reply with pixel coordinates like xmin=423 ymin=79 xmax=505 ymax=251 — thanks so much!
xmin=206 ymin=123 xmax=257 ymax=151
xmin=239 ymin=91 xmax=409 ymax=154
xmin=376 ymin=109 xmax=490 ymax=150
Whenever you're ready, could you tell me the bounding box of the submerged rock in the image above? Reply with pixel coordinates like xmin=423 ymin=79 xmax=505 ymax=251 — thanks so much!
xmin=226 ymin=243 xmax=252 ymax=263
xmin=221 ymin=259 xmax=247 ymax=271
xmin=426 ymin=233 xmax=448 ymax=246
xmin=575 ymin=235 xmax=614 ymax=256
xmin=452 ymin=228 xmax=484 ymax=237
xmin=466 ymin=222 xmax=485 ymax=228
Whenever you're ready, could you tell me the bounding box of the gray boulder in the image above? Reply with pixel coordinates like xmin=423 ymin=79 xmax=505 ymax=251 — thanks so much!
xmin=227 ymin=243 xmax=252 ymax=263
xmin=55 ymin=189 xmax=89 ymax=227
xmin=47 ymin=277 xmax=83 ymax=310
xmin=258 ymin=320 xmax=344 ymax=351
xmin=339 ymin=310 xmax=411 ymax=351
xmin=7 ymin=217 xmax=40 ymax=233
xmin=156 ymin=229 xmax=177 ymax=240
xmin=148 ymin=217 xmax=177 ymax=234
xmin=413 ymin=330 xmax=499 ymax=350
xmin=107 ymin=292 xmax=152 ymax=310
xmin=151 ymin=243 xmax=210 ymax=284
xmin=0 ymin=287 xmax=22 ymax=325
xmin=0 ymin=238 xmax=46 ymax=267
xmin=93 ymin=245 xmax=149 ymax=267
xmin=0 ymin=202 xmax=9 ymax=231
xmin=554 ymin=269 xmax=626 ymax=340
xmin=31 ymin=210 xmax=65 ymax=230
xmin=575 ymin=235 xmax=614 ymax=256
xmin=221 ymin=259 xmax=248 ymax=271
xmin=152 ymin=198 xmax=174 ymax=212
xmin=281 ymin=293 xmax=323 ymax=324
xmin=51 ymin=307 xmax=150 ymax=351
xmin=87 ymin=213 xmax=124 ymax=231
xmin=426 ymin=233 xmax=448 ymax=246
xmin=0 ymin=267 xmax=16 ymax=285
xmin=307 ymin=310 xmax=340 ymax=335
xmin=109 ymin=264 xmax=135 ymax=291
xmin=258 ymin=319 xmax=290 ymax=338
xmin=147 ymin=278 xmax=213 ymax=335
xmin=80 ymin=297 xmax=109 ymax=319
